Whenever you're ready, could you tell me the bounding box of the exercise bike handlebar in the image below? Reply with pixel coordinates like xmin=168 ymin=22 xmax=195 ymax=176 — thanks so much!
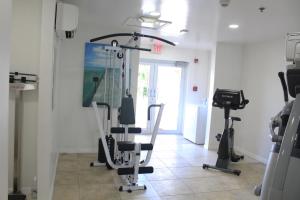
xmin=96 ymin=102 xmax=111 ymax=120
xmin=212 ymin=89 xmax=249 ymax=110
xmin=239 ymin=90 xmax=249 ymax=109
xmin=278 ymin=72 xmax=289 ymax=103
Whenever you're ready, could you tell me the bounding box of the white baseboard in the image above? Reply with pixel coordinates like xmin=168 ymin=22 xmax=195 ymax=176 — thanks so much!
xmin=204 ymin=143 xmax=218 ymax=151
xmin=8 ymin=187 xmax=32 ymax=196
xmin=58 ymin=148 xmax=97 ymax=154
xmin=204 ymin=143 xmax=209 ymax=149
xmin=236 ymin=146 xmax=268 ymax=164
xmin=49 ymin=152 xmax=59 ymax=200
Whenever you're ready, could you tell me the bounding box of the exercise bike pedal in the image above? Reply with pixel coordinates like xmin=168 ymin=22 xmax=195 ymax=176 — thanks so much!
xmin=233 ymin=170 xmax=241 ymax=176
xmin=254 ymin=184 xmax=262 ymax=196
xmin=231 ymin=157 xmax=240 ymax=162
xmin=231 ymin=154 xmax=244 ymax=162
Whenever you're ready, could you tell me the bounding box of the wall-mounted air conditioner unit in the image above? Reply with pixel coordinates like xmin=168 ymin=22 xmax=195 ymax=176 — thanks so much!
xmin=55 ymin=2 xmax=79 ymax=39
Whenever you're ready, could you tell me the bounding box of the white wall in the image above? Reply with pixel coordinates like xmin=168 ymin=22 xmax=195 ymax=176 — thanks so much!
xmin=207 ymin=42 xmax=244 ymax=149
xmin=208 ymin=39 xmax=287 ymax=162
xmin=0 ymin=0 xmax=11 ymax=198
xmin=9 ymin=0 xmax=41 ymax=190
xmin=56 ymin=21 xmax=140 ymax=152
xmin=37 ymin=0 xmax=59 ymax=199
xmin=236 ymin=38 xmax=287 ymax=162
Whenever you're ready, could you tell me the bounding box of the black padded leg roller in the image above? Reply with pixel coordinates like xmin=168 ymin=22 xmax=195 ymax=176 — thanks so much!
xmin=8 ymin=192 xmax=26 ymax=200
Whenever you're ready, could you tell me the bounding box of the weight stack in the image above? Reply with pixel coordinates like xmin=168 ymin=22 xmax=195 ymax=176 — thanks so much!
xmin=98 ymin=138 xmax=106 ymax=163
xmin=106 ymin=135 xmax=115 ymax=169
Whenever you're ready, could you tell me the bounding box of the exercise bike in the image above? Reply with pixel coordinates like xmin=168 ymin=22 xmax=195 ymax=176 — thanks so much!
xmin=203 ymin=89 xmax=249 ymax=176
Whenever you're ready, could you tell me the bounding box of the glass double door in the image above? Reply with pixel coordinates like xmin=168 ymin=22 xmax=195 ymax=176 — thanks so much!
xmin=136 ymin=61 xmax=185 ymax=134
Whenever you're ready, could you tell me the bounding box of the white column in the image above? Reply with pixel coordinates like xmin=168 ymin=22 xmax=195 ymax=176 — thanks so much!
xmin=38 ymin=0 xmax=57 ymax=199
xmin=0 ymin=0 xmax=12 ymax=198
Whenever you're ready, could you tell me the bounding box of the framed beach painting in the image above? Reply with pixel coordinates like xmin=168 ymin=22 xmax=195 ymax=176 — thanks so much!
xmin=82 ymin=42 xmax=123 ymax=108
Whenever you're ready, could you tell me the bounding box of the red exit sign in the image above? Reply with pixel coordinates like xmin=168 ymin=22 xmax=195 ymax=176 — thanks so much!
xmin=153 ymin=43 xmax=162 ymax=54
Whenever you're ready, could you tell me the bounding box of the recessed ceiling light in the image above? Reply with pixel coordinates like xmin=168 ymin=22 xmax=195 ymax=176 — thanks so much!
xmin=174 ymin=42 xmax=179 ymax=45
xmin=149 ymin=11 xmax=161 ymax=17
xmin=229 ymin=24 xmax=239 ymax=29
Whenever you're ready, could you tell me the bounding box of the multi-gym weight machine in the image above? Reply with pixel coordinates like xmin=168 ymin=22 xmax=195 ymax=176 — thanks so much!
xmin=87 ymin=32 xmax=175 ymax=192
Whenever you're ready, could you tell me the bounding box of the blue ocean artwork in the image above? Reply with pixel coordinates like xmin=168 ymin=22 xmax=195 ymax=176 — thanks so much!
xmin=82 ymin=43 xmax=122 ymax=107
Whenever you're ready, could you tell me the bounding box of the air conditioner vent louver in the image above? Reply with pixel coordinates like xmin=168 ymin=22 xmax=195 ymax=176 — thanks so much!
xmin=124 ymin=16 xmax=171 ymax=30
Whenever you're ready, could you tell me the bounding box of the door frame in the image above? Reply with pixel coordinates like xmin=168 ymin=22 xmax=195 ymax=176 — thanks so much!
xmin=139 ymin=58 xmax=187 ymax=134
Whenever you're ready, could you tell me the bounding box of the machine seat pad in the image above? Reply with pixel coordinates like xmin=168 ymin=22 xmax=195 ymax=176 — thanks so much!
xmin=111 ymin=127 xmax=142 ymax=134
xmin=117 ymin=141 xmax=153 ymax=151
xmin=117 ymin=166 xmax=154 ymax=175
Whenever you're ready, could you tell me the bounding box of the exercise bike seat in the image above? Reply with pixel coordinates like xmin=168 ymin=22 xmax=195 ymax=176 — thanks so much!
xmin=231 ymin=117 xmax=241 ymax=121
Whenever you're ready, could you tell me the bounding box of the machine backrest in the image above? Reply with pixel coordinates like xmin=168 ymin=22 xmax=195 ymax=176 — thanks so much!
xmin=119 ymin=96 xmax=135 ymax=125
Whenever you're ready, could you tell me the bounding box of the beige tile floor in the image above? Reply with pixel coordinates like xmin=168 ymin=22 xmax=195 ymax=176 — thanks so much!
xmin=53 ymin=135 xmax=264 ymax=200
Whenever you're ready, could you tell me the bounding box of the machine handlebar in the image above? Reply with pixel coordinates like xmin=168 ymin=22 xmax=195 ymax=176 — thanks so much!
xmin=96 ymin=102 xmax=111 ymax=120
xmin=212 ymin=89 xmax=249 ymax=110
xmin=147 ymin=104 xmax=162 ymax=121
xmin=278 ymin=72 xmax=289 ymax=103
xmin=239 ymin=90 xmax=249 ymax=109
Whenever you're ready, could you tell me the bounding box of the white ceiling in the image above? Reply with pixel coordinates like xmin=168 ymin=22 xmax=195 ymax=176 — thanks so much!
xmin=218 ymin=0 xmax=300 ymax=43
xmin=65 ymin=0 xmax=300 ymax=49
xmin=139 ymin=0 xmax=219 ymax=49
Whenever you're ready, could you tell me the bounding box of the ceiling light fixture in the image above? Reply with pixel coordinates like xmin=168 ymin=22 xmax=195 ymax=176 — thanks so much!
xmin=124 ymin=16 xmax=171 ymax=30
xmin=141 ymin=22 xmax=155 ymax=29
xmin=229 ymin=24 xmax=239 ymax=29
xmin=137 ymin=15 xmax=171 ymax=30
xmin=149 ymin=11 xmax=161 ymax=17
